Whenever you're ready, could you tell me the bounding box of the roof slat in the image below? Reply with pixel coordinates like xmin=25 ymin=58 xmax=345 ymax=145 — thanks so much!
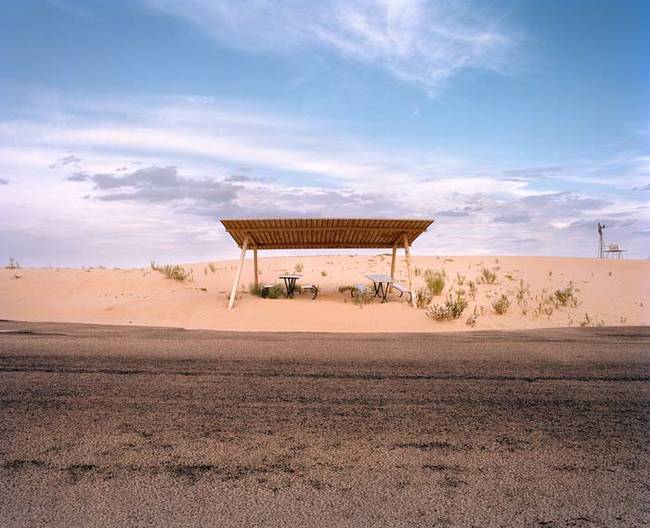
xmin=220 ymin=218 xmax=433 ymax=250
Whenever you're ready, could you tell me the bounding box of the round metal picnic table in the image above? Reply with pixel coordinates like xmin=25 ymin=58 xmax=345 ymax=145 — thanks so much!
xmin=278 ymin=274 xmax=303 ymax=298
xmin=365 ymin=273 xmax=394 ymax=303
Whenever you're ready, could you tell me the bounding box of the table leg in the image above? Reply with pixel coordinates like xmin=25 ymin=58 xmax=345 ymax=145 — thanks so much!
xmin=373 ymin=282 xmax=381 ymax=298
xmin=381 ymin=282 xmax=390 ymax=303
xmin=287 ymin=278 xmax=297 ymax=298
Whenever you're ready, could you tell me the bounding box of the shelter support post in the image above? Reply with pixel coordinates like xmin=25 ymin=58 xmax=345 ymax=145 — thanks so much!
xmin=228 ymin=235 xmax=249 ymax=309
xmin=403 ymin=234 xmax=416 ymax=308
xmin=253 ymin=247 xmax=258 ymax=289
xmin=389 ymin=243 xmax=397 ymax=292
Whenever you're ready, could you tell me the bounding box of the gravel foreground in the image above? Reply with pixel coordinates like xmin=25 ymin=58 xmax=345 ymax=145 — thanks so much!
xmin=0 ymin=321 xmax=648 ymax=527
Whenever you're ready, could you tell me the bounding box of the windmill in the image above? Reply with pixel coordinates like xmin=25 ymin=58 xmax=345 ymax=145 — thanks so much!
xmin=597 ymin=222 xmax=606 ymax=258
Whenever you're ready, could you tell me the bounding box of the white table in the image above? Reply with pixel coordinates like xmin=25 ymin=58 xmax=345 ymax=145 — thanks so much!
xmin=365 ymin=273 xmax=394 ymax=303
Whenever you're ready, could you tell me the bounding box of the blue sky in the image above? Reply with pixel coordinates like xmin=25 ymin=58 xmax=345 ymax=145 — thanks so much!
xmin=0 ymin=0 xmax=648 ymax=266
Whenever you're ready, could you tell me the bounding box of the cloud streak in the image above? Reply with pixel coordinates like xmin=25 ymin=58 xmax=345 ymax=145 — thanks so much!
xmin=144 ymin=0 xmax=518 ymax=94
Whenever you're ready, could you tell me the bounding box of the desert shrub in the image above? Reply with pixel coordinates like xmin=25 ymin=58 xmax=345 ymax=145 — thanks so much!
xmin=579 ymin=312 xmax=592 ymax=327
xmin=492 ymin=294 xmax=510 ymax=315
xmin=414 ymin=267 xmax=421 ymax=277
xmin=552 ymin=282 xmax=579 ymax=308
xmin=252 ymin=283 xmax=284 ymax=299
xmin=264 ymin=284 xmax=285 ymax=299
xmin=468 ymin=280 xmax=477 ymax=300
xmin=294 ymin=263 xmax=304 ymax=273
xmin=6 ymin=257 xmax=20 ymax=269
xmin=321 ymin=270 xmax=328 ymax=277
xmin=455 ymin=272 xmax=466 ymax=286
xmin=352 ymin=286 xmax=374 ymax=308
xmin=208 ymin=262 xmax=217 ymax=273
xmin=478 ymin=267 xmax=497 ymax=284
xmin=414 ymin=287 xmax=433 ymax=309
xmin=466 ymin=307 xmax=480 ymax=327
xmin=153 ymin=263 xmax=191 ymax=282
xmin=516 ymin=280 xmax=530 ymax=306
xmin=426 ymin=289 xmax=468 ymax=321
xmin=424 ymin=269 xmax=446 ymax=296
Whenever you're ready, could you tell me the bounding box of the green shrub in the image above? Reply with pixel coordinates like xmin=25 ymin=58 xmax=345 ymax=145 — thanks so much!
xmin=352 ymin=286 xmax=374 ymax=308
xmin=553 ymin=282 xmax=579 ymax=308
xmin=414 ymin=287 xmax=433 ymax=309
xmin=466 ymin=307 xmax=480 ymax=327
xmin=424 ymin=269 xmax=446 ymax=296
xmin=264 ymin=284 xmax=285 ymax=299
xmin=468 ymin=280 xmax=477 ymax=300
xmin=151 ymin=261 xmax=191 ymax=281
xmin=492 ymin=294 xmax=510 ymax=315
xmin=156 ymin=264 xmax=191 ymax=282
xmin=478 ymin=267 xmax=497 ymax=284
xmin=426 ymin=289 xmax=468 ymax=321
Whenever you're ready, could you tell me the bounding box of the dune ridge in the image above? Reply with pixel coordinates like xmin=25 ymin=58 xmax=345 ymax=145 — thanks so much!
xmin=1 ymin=255 xmax=648 ymax=332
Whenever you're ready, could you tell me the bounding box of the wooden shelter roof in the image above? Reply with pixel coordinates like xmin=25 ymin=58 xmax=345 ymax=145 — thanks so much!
xmin=221 ymin=218 xmax=434 ymax=250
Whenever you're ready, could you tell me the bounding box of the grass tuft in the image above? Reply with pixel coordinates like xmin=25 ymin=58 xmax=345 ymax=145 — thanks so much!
xmin=426 ymin=289 xmax=468 ymax=321
xmin=424 ymin=269 xmax=446 ymax=296
xmin=478 ymin=267 xmax=497 ymax=284
xmin=492 ymin=294 xmax=510 ymax=315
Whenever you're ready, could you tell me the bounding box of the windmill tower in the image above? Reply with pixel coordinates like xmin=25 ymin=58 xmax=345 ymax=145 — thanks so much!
xmin=597 ymin=222 xmax=606 ymax=258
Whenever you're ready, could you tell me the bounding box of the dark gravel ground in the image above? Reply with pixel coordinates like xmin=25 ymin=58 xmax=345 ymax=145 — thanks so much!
xmin=0 ymin=321 xmax=648 ymax=527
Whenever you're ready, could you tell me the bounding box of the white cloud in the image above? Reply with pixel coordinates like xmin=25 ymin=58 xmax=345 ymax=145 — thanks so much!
xmin=1 ymin=95 xmax=648 ymax=265
xmin=143 ymin=0 xmax=518 ymax=95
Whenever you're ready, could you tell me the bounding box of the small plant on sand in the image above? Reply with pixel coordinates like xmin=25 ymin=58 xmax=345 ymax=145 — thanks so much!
xmin=249 ymin=283 xmax=263 ymax=296
xmin=414 ymin=267 xmax=421 ymax=277
xmin=294 ymin=263 xmax=304 ymax=273
xmin=265 ymin=284 xmax=285 ymax=299
xmin=552 ymin=282 xmax=579 ymax=308
xmin=492 ymin=294 xmax=510 ymax=315
xmin=478 ymin=267 xmax=497 ymax=284
xmin=152 ymin=263 xmax=192 ymax=282
xmin=208 ymin=262 xmax=217 ymax=273
xmin=6 ymin=257 xmax=20 ymax=269
xmin=579 ymin=312 xmax=592 ymax=327
xmin=352 ymin=286 xmax=374 ymax=309
xmin=516 ymin=280 xmax=530 ymax=314
xmin=465 ymin=306 xmax=480 ymax=327
xmin=426 ymin=289 xmax=468 ymax=321
xmin=455 ymin=272 xmax=466 ymax=286
xmin=321 ymin=270 xmax=328 ymax=277
xmin=468 ymin=280 xmax=478 ymax=300
xmin=424 ymin=269 xmax=446 ymax=296
xmin=414 ymin=287 xmax=433 ymax=309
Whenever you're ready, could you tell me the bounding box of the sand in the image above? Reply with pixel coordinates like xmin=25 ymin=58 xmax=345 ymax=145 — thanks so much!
xmin=1 ymin=255 xmax=648 ymax=332
xmin=1 ymin=322 xmax=648 ymax=527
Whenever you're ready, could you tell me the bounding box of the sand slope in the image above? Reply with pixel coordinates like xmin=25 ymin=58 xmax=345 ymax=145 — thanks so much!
xmin=1 ymin=255 xmax=648 ymax=332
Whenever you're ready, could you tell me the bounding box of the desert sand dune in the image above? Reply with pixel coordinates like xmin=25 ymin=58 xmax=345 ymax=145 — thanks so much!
xmin=1 ymin=255 xmax=648 ymax=332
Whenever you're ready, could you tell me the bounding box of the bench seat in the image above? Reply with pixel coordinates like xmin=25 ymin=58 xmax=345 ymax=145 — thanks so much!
xmin=391 ymin=282 xmax=412 ymax=301
xmin=300 ymin=284 xmax=319 ymax=299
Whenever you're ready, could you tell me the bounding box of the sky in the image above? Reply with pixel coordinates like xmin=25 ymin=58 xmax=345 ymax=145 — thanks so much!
xmin=0 ymin=0 xmax=648 ymax=267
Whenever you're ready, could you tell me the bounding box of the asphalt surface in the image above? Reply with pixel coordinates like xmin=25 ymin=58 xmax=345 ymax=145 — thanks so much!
xmin=0 ymin=321 xmax=648 ymax=527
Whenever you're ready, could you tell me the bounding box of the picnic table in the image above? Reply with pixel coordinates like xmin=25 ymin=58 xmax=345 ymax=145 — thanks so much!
xmin=365 ymin=273 xmax=394 ymax=303
xmin=278 ymin=274 xmax=303 ymax=298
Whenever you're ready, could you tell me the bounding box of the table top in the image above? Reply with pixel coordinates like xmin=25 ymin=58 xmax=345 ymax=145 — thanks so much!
xmin=365 ymin=273 xmax=393 ymax=283
xmin=278 ymin=274 xmax=303 ymax=279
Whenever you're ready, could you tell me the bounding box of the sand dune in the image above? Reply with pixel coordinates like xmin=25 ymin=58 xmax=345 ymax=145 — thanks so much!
xmin=1 ymin=255 xmax=648 ymax=332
